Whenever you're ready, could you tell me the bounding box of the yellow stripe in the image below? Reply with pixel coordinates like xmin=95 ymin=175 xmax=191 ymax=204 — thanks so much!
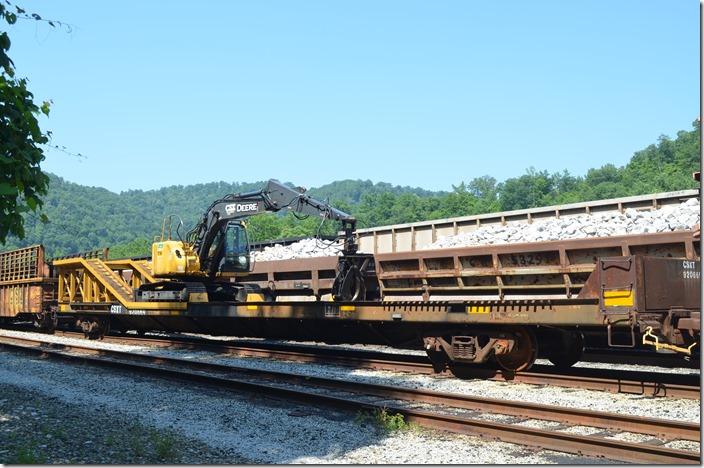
xmin=467 ymin=306 xmax=490 ymax=314
xmin=340 ymin=305 xmax=356 ymax=311
xmin=604 ymin=290 xmax=633 ymax=307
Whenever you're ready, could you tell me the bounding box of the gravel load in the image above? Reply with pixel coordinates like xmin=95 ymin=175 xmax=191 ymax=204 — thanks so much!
xmin=424 ymin=197 xmax=700 ymax=250
xmin=252 ymin=199 xmax=700 ymax=260
xmin=253 ymin=237 xmax=343 ymax=261
xmin=0 ymin=330 xmax=699 ymax=464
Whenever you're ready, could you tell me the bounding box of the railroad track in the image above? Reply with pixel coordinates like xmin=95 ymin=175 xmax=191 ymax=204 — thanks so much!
xmin=2 ymin=325 xmax=699 ymax=399
xmin=0 ymin=333 xmax=698 ymax=464
xmin=578 ymin=347 xmax=700 ymax=369
xmin=43 ymin=328 xmax=699 ymax=400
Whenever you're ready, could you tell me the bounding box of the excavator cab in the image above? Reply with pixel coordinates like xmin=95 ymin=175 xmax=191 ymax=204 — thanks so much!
xmin=218 ymin=221 xmax=251 ymax=274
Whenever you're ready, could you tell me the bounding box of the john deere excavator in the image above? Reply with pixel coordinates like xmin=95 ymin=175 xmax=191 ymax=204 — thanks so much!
xmin=136 ymin=180 xmax=373 ymax=303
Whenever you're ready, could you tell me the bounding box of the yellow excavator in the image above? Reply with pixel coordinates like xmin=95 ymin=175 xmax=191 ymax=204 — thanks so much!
xmin=136 ymin=179 xmax=373 ymax=303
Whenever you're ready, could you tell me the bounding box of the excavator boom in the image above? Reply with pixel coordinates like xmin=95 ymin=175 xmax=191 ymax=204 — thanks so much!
xmin=149 ymin=180 xmax=361 ymax=293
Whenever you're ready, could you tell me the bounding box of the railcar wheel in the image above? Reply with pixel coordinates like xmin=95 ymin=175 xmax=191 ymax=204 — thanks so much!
xmin=495 ymin=326 xmax=538 ymax=373
xmin=425 ymin=348 xmax=452 ymax=373
xmin=548 ymin=332 xmax=585 ymax=368
xmin=33 ymin=311 xmax=57 ymax=333
xmin=80 ymin=318 xmax=110 ymax=340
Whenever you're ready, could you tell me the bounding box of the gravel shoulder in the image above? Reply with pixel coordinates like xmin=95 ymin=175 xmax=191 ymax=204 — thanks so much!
xmin=0 ymin=331 xmax=699 ymax=464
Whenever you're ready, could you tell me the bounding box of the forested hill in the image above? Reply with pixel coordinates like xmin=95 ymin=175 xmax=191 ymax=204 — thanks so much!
xmin=1 ymin=177 xmax=447 ymax=257
xmin=2 ymin=119 xmax=700 ymax=257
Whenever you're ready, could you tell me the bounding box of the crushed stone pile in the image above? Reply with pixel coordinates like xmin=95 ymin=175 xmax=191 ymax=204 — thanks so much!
xmin=252 ymin=198 xmax=700 ymax=260
xmin=253 ymin=237 xmax=343 ymax=261
xmin=424 ymin=197 xmax=700 ymax=249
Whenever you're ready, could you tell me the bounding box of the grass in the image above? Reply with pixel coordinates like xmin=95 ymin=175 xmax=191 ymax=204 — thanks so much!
xmin=129 ymin=421 xmax=147 ymax=456
xmin=126 ymin=419 xmax=181 ymax=460
xmin=14 ymin=442 xmax=47 ymax=464
xmin=355 ymin=406 xmax=420 ymax=434
xmin=149 ymin=427 xmax=180 ymax=459
xmin=5 ymin=420 xmax=182 ymax=464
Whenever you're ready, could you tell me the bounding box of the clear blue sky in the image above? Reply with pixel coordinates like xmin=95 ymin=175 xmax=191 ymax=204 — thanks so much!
xmin=7 ymin=0 xmax=701 ymax=194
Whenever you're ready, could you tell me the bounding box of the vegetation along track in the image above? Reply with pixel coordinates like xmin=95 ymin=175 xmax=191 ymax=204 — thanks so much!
xmin=39 ymin=328 xmax=701 ymax=400
xmin=0 ymin=333 xmax=699 ymax=464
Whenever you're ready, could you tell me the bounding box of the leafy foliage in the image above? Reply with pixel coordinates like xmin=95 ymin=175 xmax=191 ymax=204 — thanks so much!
xmin=0 ymin=1 xmax=52 ymax=243
xmin=355 ymin=407 xmax=419 ymax=434
xmin=494 ymin=120 xmax=700 ymax=210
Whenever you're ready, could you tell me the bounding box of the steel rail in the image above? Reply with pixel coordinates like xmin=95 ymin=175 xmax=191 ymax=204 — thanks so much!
xmin=487 ymin=368 xmax=701 ymax=400
xmin=0 ymin=336 xmax=699 ymax=464
xmin=32 ymin=328 xmax=702 ymax=400
xmin=66 ymin=331 xmax=700 ymax=400
xmin=4 ymin=327 xmax=700 ymax=399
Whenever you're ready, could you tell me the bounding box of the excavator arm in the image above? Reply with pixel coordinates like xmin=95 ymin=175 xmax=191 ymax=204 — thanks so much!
xmin=152 ymin=180 xmax=359 ymax=279
xmin=186 ymin=180 xmax=358 ymax=276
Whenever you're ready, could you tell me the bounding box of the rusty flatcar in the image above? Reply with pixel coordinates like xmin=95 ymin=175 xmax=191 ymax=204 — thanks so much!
xmin=0 ymin=245 xmax=57 ymax=329
xmin=0 ymin=190 xmax=700 ymax=373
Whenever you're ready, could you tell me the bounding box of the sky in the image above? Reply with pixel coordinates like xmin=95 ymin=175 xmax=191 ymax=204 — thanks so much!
xmin=6 ymin=0 xmax=701 ymax=194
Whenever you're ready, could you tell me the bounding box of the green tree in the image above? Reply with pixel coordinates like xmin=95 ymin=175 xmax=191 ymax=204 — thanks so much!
xmin=499 ymin=167 xmax=554 ymax=211
xmin=247 ymin=213 xmax=285 ymax=242
xmin=0 ymin=2 xmax=52 ymax=244
xmin=436 ymin=184 xmax=478 ymax=218
xmin=579 ymin=164 xmax=626 ymax=200
xmin=621 ymin=119 xmax=700 ymax=194
xmin=468 ymin=175 xmax=501 ymax=214
xmin=354 ymin=192 xmax=398 ymax=228
xmin=108 ymin=237 xmax=152 ymax=259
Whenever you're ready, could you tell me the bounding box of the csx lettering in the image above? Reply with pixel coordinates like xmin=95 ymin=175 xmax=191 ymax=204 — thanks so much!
xmin=682 ymin=260 xmax=697 ymax=269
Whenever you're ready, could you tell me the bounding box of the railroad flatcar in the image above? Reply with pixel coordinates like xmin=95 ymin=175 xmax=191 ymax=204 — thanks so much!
xmin=1 ymin=190 xmax=700 ymax=373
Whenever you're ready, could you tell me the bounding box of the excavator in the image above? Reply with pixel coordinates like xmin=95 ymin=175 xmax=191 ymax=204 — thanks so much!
xmin=136 ymin=180 xmax=373 ymax=303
